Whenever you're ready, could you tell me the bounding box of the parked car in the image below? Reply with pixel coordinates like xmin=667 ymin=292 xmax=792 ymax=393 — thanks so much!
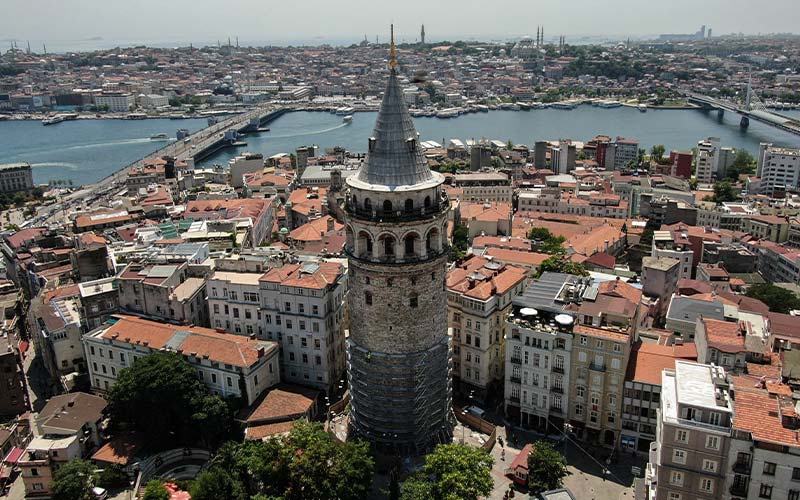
xmin=92 ymin=487 xmax=108 ymax=500
xmin=464 ymin=405 xmax=486 ymax=419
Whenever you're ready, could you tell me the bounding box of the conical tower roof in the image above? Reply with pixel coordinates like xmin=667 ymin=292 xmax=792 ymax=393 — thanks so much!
xmin=353 ymin=68 xmax=436 ymax=189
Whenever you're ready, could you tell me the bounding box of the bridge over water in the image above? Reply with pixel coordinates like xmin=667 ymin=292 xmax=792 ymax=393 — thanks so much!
xmin=686 ymin=91 xmax=800 ymax=137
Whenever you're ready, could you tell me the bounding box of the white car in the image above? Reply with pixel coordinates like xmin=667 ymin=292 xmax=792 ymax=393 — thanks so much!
xmin=92 ymin=487 xmax=108 ymax=500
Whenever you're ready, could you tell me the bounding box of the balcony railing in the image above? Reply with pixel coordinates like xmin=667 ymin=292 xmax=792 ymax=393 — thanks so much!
xmin=732 ymin=462 xmax=751 ymax=474
xmin=509 ymin=396 xmax=520 ymax=404
xmin=551 ymin=386 xmax=563 ymax=394
xmin=346 ymin=200 xmax=447 ymax=221
xmin=510 ymin=376 xmax=521 ymax=384
xmin=510 ymin=356 xmax=522 ymax=365
xmin=549 ymin=406 xmax=563 ymax=414
xmin=552 ymin=366 xmax=565 ymax=374
xmin=729 ymin=482 xmax=749 ymax=497
xmin=589 ymin=362 xmax=606 ymax=372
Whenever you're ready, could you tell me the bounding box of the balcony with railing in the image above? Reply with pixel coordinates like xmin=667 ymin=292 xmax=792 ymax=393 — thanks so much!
xmin=589 ymin=362 xmax=606 ymax=372
xmin=509 ymin=396 xmax=520 ymax=404
xmin=549 ymin=406 xmax=563 ymax=414
xmin=510 ymin=356 xmax=522 ymax=365
xmin=551 ymin=385 xmax=563 ymax=394
xmin=732 ymin=461 xmax=751 ymax=474
xmin=345 ymin=195 xmax=448 ymax=222
xmin=510 ymin=375 xmax=521 ymax=384
xmin=552 ymin=365 xmax=565 ymax=374
xmin=729 ymin=480 xmax=749 ymax=497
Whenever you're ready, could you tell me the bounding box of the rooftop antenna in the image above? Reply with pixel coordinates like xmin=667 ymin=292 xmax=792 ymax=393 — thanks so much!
xmin=43 ymin=43 xmax=47 ymax=55
xmin=236 ymin=36 xmax=239 ymax=49
xmin=26 ymin=41 xmax=31 ymax=54
xmin=389 ymin=24 xmax=397 ymax=70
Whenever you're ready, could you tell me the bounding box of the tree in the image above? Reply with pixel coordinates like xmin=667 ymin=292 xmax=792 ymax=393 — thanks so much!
xmin=535 ymin=255 xmax=589 ymax=278
xmin=51 ymin=459 xmax=96 ymax=500
xmin=527 ymin=440 xmax=569 ymax=494
xmin=401 ymin=443 xmax=493 ymax=500
xmin=107 ymin=351 xmax=238 ymax=448
xmin=450 ymin=224 xmax=469 ymax=261
xmin=205 ymin=421 xmax=374 ymax=500
xmin=650 ymin=144 xmax=666 ymax=163
xmin=746 ymin=284 xmax=800 ymax=314
xmin=97 ymin=464 xmax=130 ymax=489
xmin=191 ymin=468 xmax=246 ymax=500
xmin=527 ymin=227 xmax=567 ymax=255
xmin=142 ymin=480 xmax=171 ymax=500
xmin=725 ymin=149 xmax=756 ymax=180
xmin=711 ymin=180 xmax=739 ymax=203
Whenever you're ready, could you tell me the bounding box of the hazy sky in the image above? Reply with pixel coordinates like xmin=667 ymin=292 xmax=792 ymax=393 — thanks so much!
xmin=3 ymin=0 xmax=798 ymax=46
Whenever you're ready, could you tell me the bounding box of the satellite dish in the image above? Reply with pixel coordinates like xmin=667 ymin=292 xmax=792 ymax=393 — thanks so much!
xmin=555 ymin=314 xmax=574 ymax=326
xmin=520 ymin=308 xmax=538 ymax=317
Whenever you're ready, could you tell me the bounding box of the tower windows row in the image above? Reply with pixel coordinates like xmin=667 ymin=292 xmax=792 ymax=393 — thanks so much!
xmin=352 ymin=195 xmax=433 ymax=214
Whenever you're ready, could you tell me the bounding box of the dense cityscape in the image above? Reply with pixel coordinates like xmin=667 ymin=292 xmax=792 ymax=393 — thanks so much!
xmin=1 ymin=12 xmax=800 ymax=500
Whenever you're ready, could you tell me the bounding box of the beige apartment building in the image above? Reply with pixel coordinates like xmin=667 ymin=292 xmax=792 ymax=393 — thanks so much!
xmin=448 ymin=255 xmax=526 ymax=404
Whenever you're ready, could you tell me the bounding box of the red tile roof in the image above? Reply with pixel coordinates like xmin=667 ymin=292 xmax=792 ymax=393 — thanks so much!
xmin=259 ymin=262 xmax=343 ymax=290
xmin=625 ymin=342 xmax=698 ymax=385
xmin=702 ymin=318 xmax=746 ymax=353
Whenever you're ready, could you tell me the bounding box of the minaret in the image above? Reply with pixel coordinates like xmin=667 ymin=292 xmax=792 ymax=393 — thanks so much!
xmin=344 ymin=25 xmax=453 ymax=454
xmin=421 ymin=24 xmax=426 ymax=45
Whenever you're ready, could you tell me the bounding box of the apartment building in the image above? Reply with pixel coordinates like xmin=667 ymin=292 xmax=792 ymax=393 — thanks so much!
xmin=207 ymin=271 xmax=263 ymax=337
xmin=18 ymin=393 xmax=106 ymax=499
xmin=756 ymin=143 xmax=800 ymax=195
xmin=258 ymin=262 xmax=347 ymax=393
xmin=645 ymin=361 xmax=733 ymax=500
xmin=746 ymin=240 xmax=800 ymax=284
xmin=726 ymin=379 xmax=800 ymax=500
xmin=652 ymin=230 xmax=695 ymax=280
xmin=695 ymin=137 xmax=721 ymax=184
xmin=607 ymin=137 xmax=639 ymax=170
xmin=621 ymin=342 xmax=697 ymax=454
xmin=83 ymin=314 xmax=280 ymax=405
xmin=448 ymin=255 xmax=527 ymax=403
xmin=505 ymin=273 xmax=577 ymax=434
xmin=94 ymin=92 xmax=135 ymax=112
xmin=28 ymin=285 xmax=86 ymax=384
xmin=452 ymin=172 xmax=513 ymax=204
xmin=116 ymin=262 xmax=206 ymax=326
xmin=741 ymin=215 xmax=789 ymax=243
xmin=518 ymin=190 xmax=628 ymax=219
xmin=0 ymin=163 xmax=34 ymax=193
xmin=0 ymin=335 xmax=27 ymax=417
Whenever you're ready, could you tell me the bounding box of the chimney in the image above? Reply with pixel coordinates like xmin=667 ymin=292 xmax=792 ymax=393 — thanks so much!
xmin=257 ymin=346 xmax=265 ymax=358
xmin=326 ymin=217 xmax=335 ymax=232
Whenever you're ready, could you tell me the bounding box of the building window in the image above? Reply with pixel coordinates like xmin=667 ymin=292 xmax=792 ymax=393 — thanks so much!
xmin=789 ymin=491 xmax=799 ymax=500
xmin=699 ymin=478 xmax=714 ymax=494
xmin=702 ymin=459 xmax=717 ymax=473
xmin=672 ymin=449 xmax=686 ymax=465
xmin=575 ymin=404 xmax=583 ymax=416
xmin=759 ymin=484 xmax=772 ymax=499
xmin=409 ymin=295 xmax=418 ymax=308
xmin=667 ymin=493 xmax=681 ymax=500
xmin=365 ymin=291 xmax=372 ymax=306
xmin=793 ymin=467 xmax=800 ymax=481
xmin=763 ymin=462 xmax=776 ymax=476
xmin=675 ymin=429 xmax=689 ymax=443
xmin=227 ymin=377 xmax=232 ymax=387
xmin=705 ymin=435 xmax=720 ymax=450
xmin=669 ymin=471 xmax=683 ymax=487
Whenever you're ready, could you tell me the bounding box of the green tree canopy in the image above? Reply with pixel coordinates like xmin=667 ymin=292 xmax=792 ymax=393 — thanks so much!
xmin=709 ymin=180 xmax=739 ymax=203
xmin=204 ymin=421 xmax=374 ymax=500
xmin=190 ymin=468 xmax=246 ymax=500
xmin=650 ymin=144 xmax=666 ymax=164
xmin=527 ymin=227 xmax=567 ymax=255
xmin=535 ymin=255 xmax=589 ymax=278
xmin=450 ymin=224 xmax=469 ymax=261
xmin=107 ymin=351 xmax=238 ymax=448
xmin=52 ymin=459 xmax=96 ymax=500
xmin=746 ymin=284 xmax=800 ymax=314
xmin=401 ymin=443 xmax=494 ymax=500
xmin=142 ymin=480 xmax=171 ymax=500
xmin=725 ymin=149 xmax=757 ymax=180
xmin=527 ymin=440 xmax=569 ymax=493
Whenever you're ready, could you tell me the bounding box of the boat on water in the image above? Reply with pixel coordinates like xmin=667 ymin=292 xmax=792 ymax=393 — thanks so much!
xmin=42 ymin=112 xmax=78 ymax=126
xmin=42 ymin=115 xmax=65 ymax=126
xmin=342 ymin=115 xmax=353 ymax=124
xmin=551 ymin=101 xmax=578 ymax=110
xmin=150 ymin=133 xmax=170 ymax=141
xmin=597 ymin=100 xmax=622 ymax=108
xmin=476 ymin=104 xmax=490 ymax=112
xmin=436 ymin=108 xmax=460 ymax=119
xmin=334 ymin=106 xmax=355 ymax=116
xmin=638 ymin=104 xmax=648 ymax=113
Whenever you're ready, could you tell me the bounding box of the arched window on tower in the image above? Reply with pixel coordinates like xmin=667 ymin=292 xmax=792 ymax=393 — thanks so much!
xmin=365 ymin=291 xmax=372 ymax=305
xmin=351 ymin=195 xmax=357 ymax=209
xmin=383 ymin=200 xmax=393 ymax=214
xmin=364 ymin=198 xmax=372 ymax=212
xmin=381 ymin=235 xmax=396 ymax=256
xmin=405 ymin=199 xmax=414 ymax=213
xmin=409 ymin=292 xmax=418 ymax=308
xmin=424 ymin=196 xmax=432 ymax=209
xmin=404 ymin=233 xmax=419 ymax=257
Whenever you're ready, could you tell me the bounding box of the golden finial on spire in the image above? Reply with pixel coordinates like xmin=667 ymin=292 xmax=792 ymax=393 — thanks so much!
xmin=389 ymin=24 xmax=397 ymax=70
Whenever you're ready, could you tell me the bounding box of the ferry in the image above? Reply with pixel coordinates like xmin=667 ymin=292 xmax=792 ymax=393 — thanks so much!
xmin=638 ymin=104 xmax=648 ymax=113
xmin=42 ymin=112 xmax=78 ymax=126
xmin=127 ymin=113 xmax=147 ymax=120
xmin=436 ymin=108 xmax=460 ymax=119
xmin=335 ymin=106 xmax=355 ymax=116
xmin=42 ymin=115 xmax=65 ymax=126
xmin=597 ymin=100 xmax=622 ymax=108
xmin=551 ymin=101 xmax=578 ymax=110
xmin=476 ymin=104 xmax=489 ymax=113
xmin=342 ymin=115 xmax=353 ymax=124
xmin=150 ymin=133 xmax=170 ymax=141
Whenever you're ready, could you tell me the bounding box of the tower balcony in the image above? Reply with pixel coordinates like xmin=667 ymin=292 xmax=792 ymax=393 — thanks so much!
xmin=345 ymin=199 xmax=448 ymax=223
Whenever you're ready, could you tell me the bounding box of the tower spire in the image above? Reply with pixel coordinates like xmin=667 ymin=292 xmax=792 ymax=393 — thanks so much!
xmin=389 ymin=24 xmax=397 ymax=70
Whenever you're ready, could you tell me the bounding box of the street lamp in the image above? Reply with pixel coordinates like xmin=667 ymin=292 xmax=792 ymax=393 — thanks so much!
xmin=461 ymin=409 xmax=468 ymax=443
